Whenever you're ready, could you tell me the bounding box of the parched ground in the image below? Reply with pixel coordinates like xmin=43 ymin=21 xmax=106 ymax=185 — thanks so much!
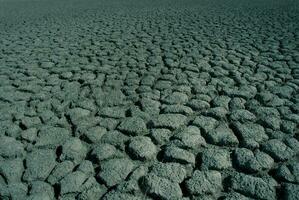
xmin=0 ymin=0 xmax=299 ymax=199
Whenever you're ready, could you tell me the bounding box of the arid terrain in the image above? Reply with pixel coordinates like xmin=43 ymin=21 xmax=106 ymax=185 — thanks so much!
xmin=0 ymin=0 xmax=298 ymax=199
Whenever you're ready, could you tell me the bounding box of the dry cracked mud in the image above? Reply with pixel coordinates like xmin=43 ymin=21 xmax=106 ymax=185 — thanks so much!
xmin=0 ymin=0 xmax=299 ymax=199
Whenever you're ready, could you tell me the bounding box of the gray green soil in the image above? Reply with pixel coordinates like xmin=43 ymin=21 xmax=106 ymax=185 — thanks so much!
xmin=0 ymin=0 xmax=299 ymax=199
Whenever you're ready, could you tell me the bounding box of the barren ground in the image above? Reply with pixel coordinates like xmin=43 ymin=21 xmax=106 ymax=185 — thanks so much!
xmin=0 ymin=0 xmax=299 ymax=199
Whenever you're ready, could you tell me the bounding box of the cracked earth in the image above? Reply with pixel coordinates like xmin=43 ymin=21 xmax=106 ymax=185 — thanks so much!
xmin=0 ymin=0 xmax=299 ymax=199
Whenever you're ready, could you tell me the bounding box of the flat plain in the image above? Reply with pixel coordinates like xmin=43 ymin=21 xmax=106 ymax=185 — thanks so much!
xmin=0 ymin=0 xmax=299 ymax=199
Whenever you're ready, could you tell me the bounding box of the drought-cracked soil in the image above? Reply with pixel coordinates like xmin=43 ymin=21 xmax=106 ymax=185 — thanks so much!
xmin=0 ymin=0 xmax=299 ymax=199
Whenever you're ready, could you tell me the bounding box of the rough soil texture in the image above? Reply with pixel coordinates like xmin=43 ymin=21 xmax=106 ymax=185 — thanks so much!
xmin=0 ymin=0 xmax=299 ymax=199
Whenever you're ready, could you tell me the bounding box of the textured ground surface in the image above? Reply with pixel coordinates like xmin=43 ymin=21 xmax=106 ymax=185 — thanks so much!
xmin=0 ymin=0 xmax=299 ymax=199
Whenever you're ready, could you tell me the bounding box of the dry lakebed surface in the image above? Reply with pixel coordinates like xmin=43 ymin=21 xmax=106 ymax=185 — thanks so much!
xmin=0 ymin=0 xmax=299 ymax=199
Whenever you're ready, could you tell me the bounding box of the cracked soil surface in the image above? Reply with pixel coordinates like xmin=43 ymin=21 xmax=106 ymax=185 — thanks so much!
xmin=0 ymin=0 xmax=299 ymax=199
